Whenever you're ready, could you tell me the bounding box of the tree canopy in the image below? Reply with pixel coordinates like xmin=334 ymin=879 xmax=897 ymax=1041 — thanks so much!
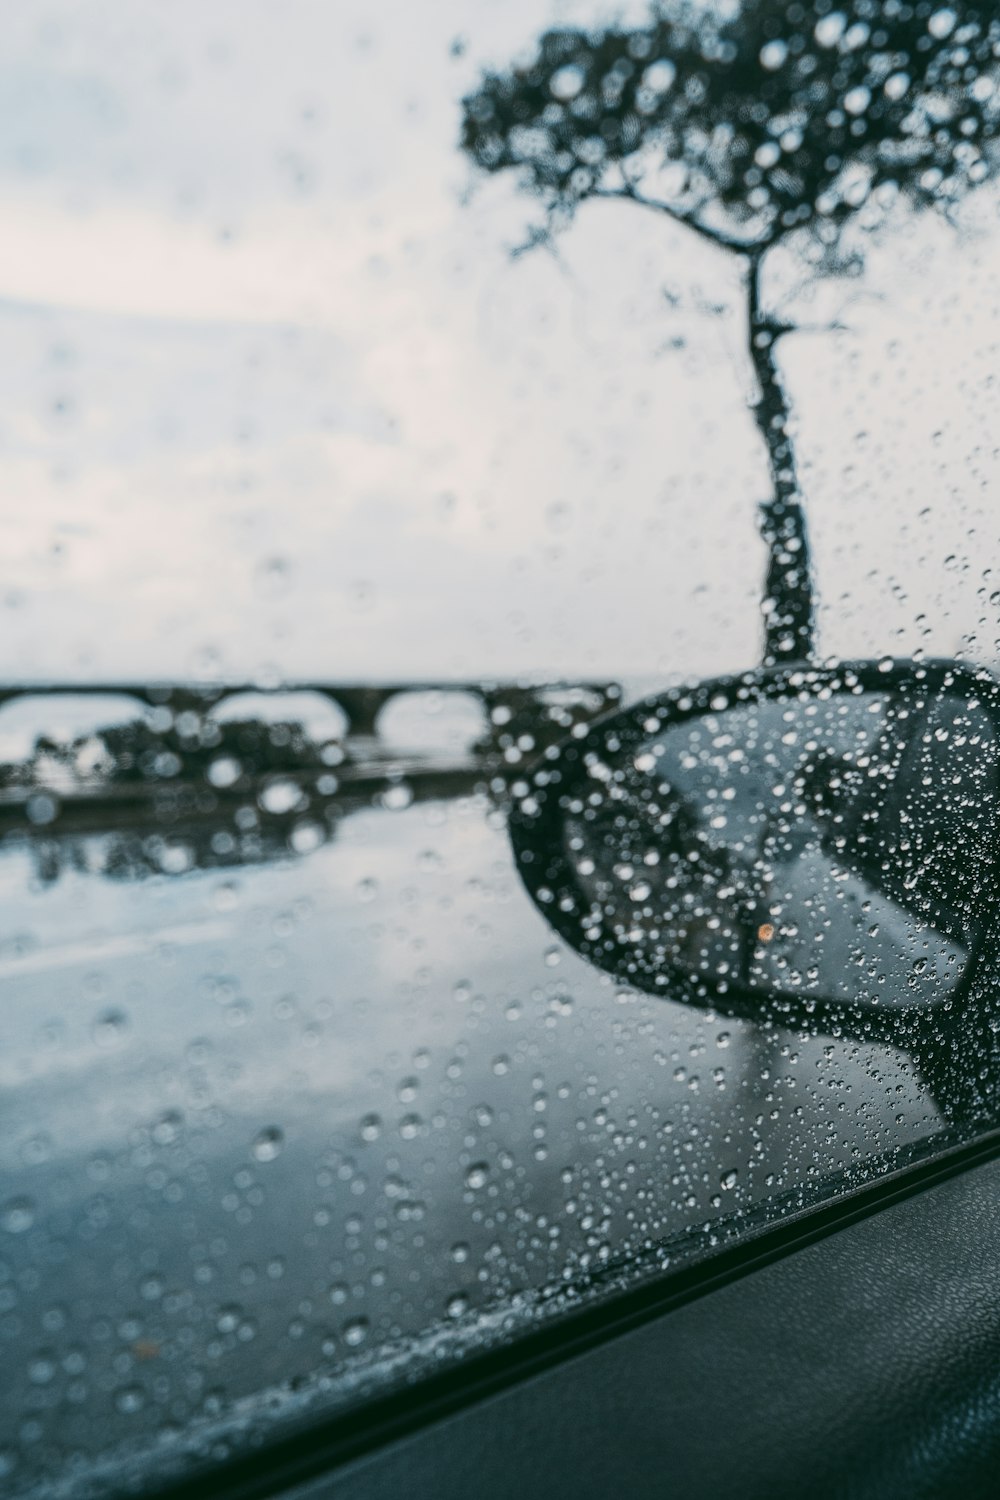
xmin=463 ymin=2 xmax=1000 ymax=255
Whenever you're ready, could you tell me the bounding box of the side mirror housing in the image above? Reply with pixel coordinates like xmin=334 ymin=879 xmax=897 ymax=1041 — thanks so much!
xmin=510 ymin=660 xmax=1000 ymax=1042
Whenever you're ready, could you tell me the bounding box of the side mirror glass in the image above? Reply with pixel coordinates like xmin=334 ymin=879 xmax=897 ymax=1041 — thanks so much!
xmin=510 ymin=661 xmax=1000 ymax=1031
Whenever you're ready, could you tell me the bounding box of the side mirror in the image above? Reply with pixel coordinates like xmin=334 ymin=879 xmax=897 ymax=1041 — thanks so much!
xmin=509 ymin=660 xmax=1000 ymax=1050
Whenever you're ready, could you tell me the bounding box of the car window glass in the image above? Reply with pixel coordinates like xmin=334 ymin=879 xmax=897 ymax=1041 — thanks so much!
xmin=4 ymin=2 xmax=1000 ymax=1494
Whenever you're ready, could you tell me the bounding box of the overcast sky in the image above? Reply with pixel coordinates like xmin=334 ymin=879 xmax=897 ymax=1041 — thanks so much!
xmin=2 ymin=0 xmax=999 ymax=687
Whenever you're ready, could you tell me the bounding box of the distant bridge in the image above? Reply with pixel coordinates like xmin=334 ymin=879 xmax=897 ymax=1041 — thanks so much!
xmin=0 ymin=680 xmax=622 ymax=742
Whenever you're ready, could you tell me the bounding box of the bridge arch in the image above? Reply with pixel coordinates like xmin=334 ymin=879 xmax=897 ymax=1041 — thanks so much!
xmin=376 ymin=689 xmax=489 ymax=755
xmin=0 ymin=692 xmax=153 ymax=762
xmin=209 ymin=690 xmax=349 ymax=742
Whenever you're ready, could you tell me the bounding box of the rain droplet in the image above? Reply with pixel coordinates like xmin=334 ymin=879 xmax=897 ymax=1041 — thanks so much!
xmin=550 ymin=63 xmax=585 ymax=101
xmin=151 ymin=1110 xmax=183 ymax=1146
xmin=26 ymin=793 xmax=58 ymax=826
xmin=290 ymin=821 xmax=323 ymax=854
xmin=342 ymin=1317 xmax=369 ymax=1347
xmin=28 ymin=1354 xmax=56 ymax=1386
xmin=643 ymin=60 xmax=675 ymax=93
xmin=259 ymin=780 xmax=305 ymax=816
xmin=114 ymin=1384 xmax=146 ymax=1415
xmin=465 ymin=1163 xmax=489 ymax=1190
xmin=213 ymin=880 xmax=240 ymax=912
xmin=216 ymin=1305 xmax=242 ymax=1334
xmin=252 ymin=1127 xmax=284 ymax=1162
xmin=93 ymin=1009 xmax=128 ymax=1047
xmin=207 ymin=756 xmax=241 ymax=790
xmin=1 ymin=1198 xmax=35 ymax=1234
xmin=928 ymin=7 xmax=957 ymax=40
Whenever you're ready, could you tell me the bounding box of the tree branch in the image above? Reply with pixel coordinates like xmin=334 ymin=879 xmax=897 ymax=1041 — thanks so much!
xmin=592 ymin=183 xmax=769 ymax=256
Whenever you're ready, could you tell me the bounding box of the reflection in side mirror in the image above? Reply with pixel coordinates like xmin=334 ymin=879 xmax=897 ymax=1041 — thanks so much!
xmin=510 ymin=662 xmax=1000 ymax=1035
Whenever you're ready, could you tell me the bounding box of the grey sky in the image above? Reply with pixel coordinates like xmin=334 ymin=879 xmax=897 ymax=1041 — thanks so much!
xmin=2 ymin=0 xmax=998 ymax=684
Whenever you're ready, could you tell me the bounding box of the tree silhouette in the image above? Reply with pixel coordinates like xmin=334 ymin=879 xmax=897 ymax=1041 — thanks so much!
xmin=462 ymin=2 xmax=1000 ymax=663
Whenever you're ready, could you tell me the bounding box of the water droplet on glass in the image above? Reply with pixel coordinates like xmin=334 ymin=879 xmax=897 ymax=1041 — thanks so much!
xmin=382 ymin=782 xmax=413 ymax=811
xmin=1 ymin=1198 xmax=35 ymax=1234
xmin=26 ymin=793 xmax=58 ymax=826
xmin=207 ymin=756 xmax=241 ymax=789
xmin=28 ymin=1354 xmax=56 ymax=1386
xmin=259 ymin=780 xmax=305 ymax=816
xmin=151 ymin=1110 xmax=183 ymax=1146
xmin=550 ymin=63 xmax=585 ymax=101
xmin=114 ymin=1384 xmax=146 ymax=1415
xmin=342 ymin=1317 xmax=369 ymax=1347
xmin=252 ymin=1126 xmax=284 ymax=1162
xmin=290 ymin=821 xmax=323 ymax=854
xmin=93 ymin=1009 xmax=128 ymax=1047
xmin=759 ymin=38 xmax=787 ymax=69
xmin=216 ymin=1305 xmax=242 ymax=1334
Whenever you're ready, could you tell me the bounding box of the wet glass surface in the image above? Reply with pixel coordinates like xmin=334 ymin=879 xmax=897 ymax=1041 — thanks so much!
xmin=5 ymin=0 xmax=1000 ymax=1492
xmin=0 ymin=686 xmax=987 ymax=1495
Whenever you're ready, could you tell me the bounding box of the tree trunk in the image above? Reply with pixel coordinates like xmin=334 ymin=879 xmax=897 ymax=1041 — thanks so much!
xmin=747 ymin=253 xmax=816 ymax=665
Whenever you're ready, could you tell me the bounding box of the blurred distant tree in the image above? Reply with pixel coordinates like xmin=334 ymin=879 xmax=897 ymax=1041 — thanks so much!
xmin=463 ymin=2 xmax=1000 ymax=662
xmin=94 ymin=718 xmax=320 ymax=785
xmin=0 ymin=718 xmax=325 ymax=792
